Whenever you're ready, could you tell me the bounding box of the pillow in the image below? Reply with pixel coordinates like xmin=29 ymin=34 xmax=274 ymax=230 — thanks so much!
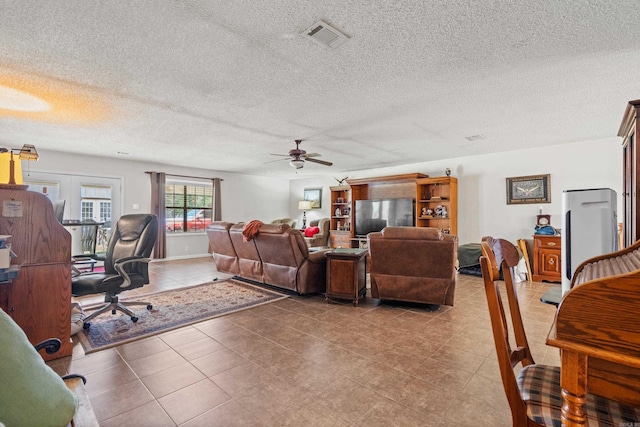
xmin=0 ymin=309 xmax=77 ymax=427
xmin=304 ymin=226 xmax=320 ymax=237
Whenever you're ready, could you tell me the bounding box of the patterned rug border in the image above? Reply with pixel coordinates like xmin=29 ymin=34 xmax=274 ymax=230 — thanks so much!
xmin=77 ymin=279 xmax=289 ymax=354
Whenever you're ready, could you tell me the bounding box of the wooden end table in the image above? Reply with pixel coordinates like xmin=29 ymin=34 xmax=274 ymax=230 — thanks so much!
xmin=325 ymin=248 xmax=367 ymax=306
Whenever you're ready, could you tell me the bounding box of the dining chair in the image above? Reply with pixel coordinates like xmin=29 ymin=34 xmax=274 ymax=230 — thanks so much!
xmin=480 ymin=236 xmax=640 ymax=426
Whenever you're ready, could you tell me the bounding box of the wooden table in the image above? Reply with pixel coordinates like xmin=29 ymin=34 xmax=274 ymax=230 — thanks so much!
xmin=546 ymin=273 xmax=640 ymax=426
xmin=325 ymin=248 xmax=367 ymax=306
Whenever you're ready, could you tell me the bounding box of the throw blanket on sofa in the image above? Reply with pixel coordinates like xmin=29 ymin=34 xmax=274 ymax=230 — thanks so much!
xmin=242 ymin=220 xmax=264 ymax=241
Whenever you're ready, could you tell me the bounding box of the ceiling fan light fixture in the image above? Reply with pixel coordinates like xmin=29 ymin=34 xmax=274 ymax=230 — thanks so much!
xmin=290 ymin=158 xmax=305 ymax=169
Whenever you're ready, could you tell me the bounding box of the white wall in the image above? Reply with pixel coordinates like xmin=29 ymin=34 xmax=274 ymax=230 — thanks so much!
xmin=289 ymin=138 xmax=622 ymax=245
xmin=31 ymin=137 xmax=621 ymax=257
xmin=33 ymin=149 xmax=291 ymax=258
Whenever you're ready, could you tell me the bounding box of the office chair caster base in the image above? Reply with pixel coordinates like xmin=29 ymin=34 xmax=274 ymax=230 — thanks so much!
xmin=131 ymin=316 xmax=139 ymax=323
xmin=83 ymin=322 xmax=91 ymax=330
xmin=147 ymin=304 xmax=153 ymax=310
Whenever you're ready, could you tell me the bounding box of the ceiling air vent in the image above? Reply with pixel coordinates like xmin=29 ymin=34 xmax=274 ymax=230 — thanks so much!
xmin=464 ymin=134 xmax=486 ymax=142
xmin=302 ymin=20 xmax=349 ymax=49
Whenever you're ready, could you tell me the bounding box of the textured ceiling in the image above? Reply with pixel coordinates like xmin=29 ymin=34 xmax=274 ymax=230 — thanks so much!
xmin=1 ymin=1 xmax=640 ymax=178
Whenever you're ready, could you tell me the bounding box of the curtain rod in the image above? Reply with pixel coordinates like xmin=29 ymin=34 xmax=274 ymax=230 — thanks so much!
xmin=145 ymin=171 xmax=223 ymax=181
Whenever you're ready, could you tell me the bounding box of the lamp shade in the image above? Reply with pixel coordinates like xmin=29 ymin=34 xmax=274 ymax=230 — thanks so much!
xmin=0 ymin=152 xmax=23 ymax=185
xmin=298 ymin=200 xmax=313 ymax=210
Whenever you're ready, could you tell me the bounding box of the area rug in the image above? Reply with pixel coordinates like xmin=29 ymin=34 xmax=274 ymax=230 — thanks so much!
xmin=77 ymin=279 xmax=288 ymax=353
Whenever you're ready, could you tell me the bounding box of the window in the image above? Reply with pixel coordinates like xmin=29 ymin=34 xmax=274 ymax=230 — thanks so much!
xmin=81 ymin=201 xmax=93 ymax=221
xmin=81 ymin=185 xmax=112 ymax=225
xmin=165 ymin=183 xmax=213 ymax=233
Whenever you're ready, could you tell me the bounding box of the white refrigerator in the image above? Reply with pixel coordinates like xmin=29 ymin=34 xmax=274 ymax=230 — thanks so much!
xmin=561 ymin=188 xmax=618 ymax=294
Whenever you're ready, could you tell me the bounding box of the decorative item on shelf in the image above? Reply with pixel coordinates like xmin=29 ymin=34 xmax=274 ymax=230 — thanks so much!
xmin=298 ymin=200 xmax=313 ymax=229
xmin=343 ymin=206 xmax=350 ymax=216
xmin=445 ymin=168 xmax=451 ymax=177
xmin=336 ymin=197 xmax=344 ymax=203
xmin=334 ymin=176 xmax=348 ymax=186
xmin=335 ymin=207 xmax=341 ymax=217
xmin=0 ymin=144 xmax=39 ymax=189
xmin=435 ymin=205 xmax=447 ymax=217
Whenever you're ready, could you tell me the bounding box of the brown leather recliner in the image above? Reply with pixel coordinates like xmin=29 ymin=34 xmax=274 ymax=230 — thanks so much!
xmin=228 ymin=222 xmax=264 ymax=283
xmin=206 ymin=222 xmax=239 ymax=275
xmin=367 ymin=227 xmax=458 ymax=306
xmin=253 ymin=223 xmax=327 ymax=294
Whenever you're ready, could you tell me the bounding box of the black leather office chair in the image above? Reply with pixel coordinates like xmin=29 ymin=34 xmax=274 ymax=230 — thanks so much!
xmin=71 ymin=214 xmax=158 ymax=329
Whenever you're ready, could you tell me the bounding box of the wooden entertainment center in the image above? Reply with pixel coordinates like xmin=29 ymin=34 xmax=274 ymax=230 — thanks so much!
xmin=329 ymin=173 xmax=458 ymax=248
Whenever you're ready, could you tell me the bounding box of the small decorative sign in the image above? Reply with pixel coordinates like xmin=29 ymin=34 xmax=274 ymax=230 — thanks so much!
xmin=2 ymin=200 xmax=23 ymax=217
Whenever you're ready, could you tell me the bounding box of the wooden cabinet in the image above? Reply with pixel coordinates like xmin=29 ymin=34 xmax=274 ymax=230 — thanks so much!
xmin=329 ymin=230 xmax=351 ymax=249
xmin=325 ymin=248 xmax=368 ymax=306
xmin=416 ymin=176 xmax=458 ymax=235
xmin=532 ymin=234 xmax=561 ymax=283
xmin=0 ymin=188 xmax=73 ymax=360
xmin=618 ymin=99 xmax=640 ymax=248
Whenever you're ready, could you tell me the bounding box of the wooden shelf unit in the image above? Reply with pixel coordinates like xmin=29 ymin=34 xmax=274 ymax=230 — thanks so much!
xmin=416 ymin=176 xmax=458 ymax=235
xmin=329 ymin=185 xmax=351 ymax=232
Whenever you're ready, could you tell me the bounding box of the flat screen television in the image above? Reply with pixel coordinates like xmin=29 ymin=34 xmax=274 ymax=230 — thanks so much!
xmin=354 ymin=198 xmax=415 ymax=237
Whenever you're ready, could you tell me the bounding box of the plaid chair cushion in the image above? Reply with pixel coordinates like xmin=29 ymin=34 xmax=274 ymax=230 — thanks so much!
xmin=518 ymin=364 xmax=640 ymax=426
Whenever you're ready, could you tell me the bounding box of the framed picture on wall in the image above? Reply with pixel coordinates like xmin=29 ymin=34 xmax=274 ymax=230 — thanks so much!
xmin=303 ymin=188 xmax=322 ymax=208
xmin=506 ymin=174 xmax=551 ymax=204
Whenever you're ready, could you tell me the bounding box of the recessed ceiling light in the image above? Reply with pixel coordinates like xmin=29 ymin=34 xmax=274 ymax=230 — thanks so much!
xmin=464 ymin=134 xmax=486 ymax=141
xmin=117 ymin=151 xmax=130 ymax=155
xmin=0 ymin=84 xmax=51 ymax=112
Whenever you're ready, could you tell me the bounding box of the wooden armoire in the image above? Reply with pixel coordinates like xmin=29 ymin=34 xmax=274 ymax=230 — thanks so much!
xmin=619 ymin=99 xmax=640 ymax=248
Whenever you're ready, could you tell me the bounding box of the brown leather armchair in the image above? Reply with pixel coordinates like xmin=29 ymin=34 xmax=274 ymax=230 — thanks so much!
xmin=367 ymin=227 xmax=458 ymax=306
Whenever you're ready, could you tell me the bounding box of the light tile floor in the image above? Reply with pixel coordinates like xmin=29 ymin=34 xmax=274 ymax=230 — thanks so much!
xmin=49 ymin=257 xmax=560 ymax=426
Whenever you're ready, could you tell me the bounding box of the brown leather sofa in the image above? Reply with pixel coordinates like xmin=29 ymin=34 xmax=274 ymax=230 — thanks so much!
xmin=207 ymin=221 xmax=327 ymax=294
xmin=367 ymin=227 xmax=458 ymax=306
xmin=206 ymin=222 xmax=239 ymax=275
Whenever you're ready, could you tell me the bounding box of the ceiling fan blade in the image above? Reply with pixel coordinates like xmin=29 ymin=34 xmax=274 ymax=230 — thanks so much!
xmin=305 ymin=152 xmax=322 ymax=158
xmin=305 ymin=157 xmax=333 ymax=167
xmin=269 ymin=153 xmax=290 ymax=157
xmin=264 ymin=157 xmax=290 ymax=164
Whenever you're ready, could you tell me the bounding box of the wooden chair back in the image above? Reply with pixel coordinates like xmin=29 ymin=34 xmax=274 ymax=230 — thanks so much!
xmin=480 ymin=237 xmax=539 ymax=426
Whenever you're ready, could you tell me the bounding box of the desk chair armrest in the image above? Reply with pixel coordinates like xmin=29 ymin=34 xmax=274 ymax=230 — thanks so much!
xmin=113 ymin=256 xmax=151 ymax=289
xmin=34 ymin=338 xmax=62 ymax=354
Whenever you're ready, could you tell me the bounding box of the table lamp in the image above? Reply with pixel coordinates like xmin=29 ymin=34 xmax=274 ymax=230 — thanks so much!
xmin=298 ymin=200 xmax=313 ymax=229
xmin=0 ymin=144 xmax=39 ymax=189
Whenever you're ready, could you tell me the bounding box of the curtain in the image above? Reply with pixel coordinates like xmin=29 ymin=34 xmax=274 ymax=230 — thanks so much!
xmin=213 ymin=178 xmax=222 ymax=221
xmin=149 ymin=171 xmax=166 ymax=258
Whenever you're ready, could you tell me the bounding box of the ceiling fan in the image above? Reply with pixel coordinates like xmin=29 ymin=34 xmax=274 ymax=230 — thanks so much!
xmin=269 ymin=140 xmax=333 ymax=169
